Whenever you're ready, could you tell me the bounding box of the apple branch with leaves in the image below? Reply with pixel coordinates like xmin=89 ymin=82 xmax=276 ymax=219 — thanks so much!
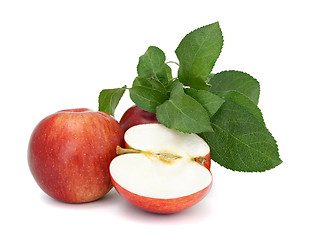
xmin=98 ymin=22 xmax=282 ymax=172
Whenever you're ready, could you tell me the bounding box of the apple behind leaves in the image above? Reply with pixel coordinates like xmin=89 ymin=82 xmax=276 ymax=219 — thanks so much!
xmin=110 ymin=123 xmax=212 ymax=214
xmin=119 ymin=105 xmax=159 ymax=132
xmin=28 ymin=108 xmax=124 ymax=203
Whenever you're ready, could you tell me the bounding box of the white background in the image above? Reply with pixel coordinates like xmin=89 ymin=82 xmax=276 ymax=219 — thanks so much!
xmin=1 ymin=0 xmax=308 ymax=239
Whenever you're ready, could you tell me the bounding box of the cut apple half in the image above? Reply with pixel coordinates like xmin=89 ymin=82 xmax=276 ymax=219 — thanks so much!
xmin=110 ymin=123 xmax=212 ymax=214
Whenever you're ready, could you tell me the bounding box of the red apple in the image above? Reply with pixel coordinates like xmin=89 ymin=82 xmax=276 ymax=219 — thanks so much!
xmin=119 ymin=105 xmax=159 ymax=132
xmin=110 ymin=123 xmax=212 ymax=214
xmin=28 ymin=108 xmax=124 ymax=203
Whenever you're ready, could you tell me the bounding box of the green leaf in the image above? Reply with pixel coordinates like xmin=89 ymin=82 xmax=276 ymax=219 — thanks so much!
xmin=185 ymin=88 xmax=225 ymax=117
xmin=137 ymin=46 xmax=169 ymax=85
xmin=201 ymin=99 xmax=282 ymax=172
xmin=165 ymin=64 xmax=173 ymax=82
xmin=209 ymin=70 xmax=260 ymax=105
xmin=175 ymin=22 xmax=223 ymax=89
xmin=156 ymin=82 xmax=213 ymax=133
xmin=218 ymin=91 xmax=265 ymax=125
xmin=98 ymin=86 xmax=126 ymax=116
xmin=129 ymin=76 xmax=169 ymax=113
xmin=206 ymin=73 xmax=215 ymax=83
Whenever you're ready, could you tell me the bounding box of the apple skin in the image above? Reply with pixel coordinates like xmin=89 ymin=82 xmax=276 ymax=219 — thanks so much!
xmin=111 ymin=174 xmax=212 ymax=214
xmin=197 ymin=152 xmax=211 ymax=171
xmin=28 ymin=108 xmax=124 ymax=203
xmin=119 ymin=105 xmax=159 ymax=132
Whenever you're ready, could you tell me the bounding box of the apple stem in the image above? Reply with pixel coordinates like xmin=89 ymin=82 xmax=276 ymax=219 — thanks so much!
xmin=193 ymin=156 xmax=207 ymax=167
xmin=116 ymin=146 xmax=142 ymax=155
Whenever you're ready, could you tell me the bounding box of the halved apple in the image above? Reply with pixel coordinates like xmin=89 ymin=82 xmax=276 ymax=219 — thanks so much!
xmin=110 ymin=123 xmax=212 ymax=214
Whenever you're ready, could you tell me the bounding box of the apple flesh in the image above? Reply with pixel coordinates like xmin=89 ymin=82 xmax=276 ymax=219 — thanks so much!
xmin=119 ymin=105 xmax=159 ymax=132
xmin=28 ymin=108 xmax=124 ymax=203
xmin=110 ymin=123 xmax=212 ymax=214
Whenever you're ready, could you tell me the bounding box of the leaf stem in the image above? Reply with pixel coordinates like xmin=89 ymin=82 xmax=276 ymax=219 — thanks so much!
xmin=166 ymin=61 xmax=179 ymax=66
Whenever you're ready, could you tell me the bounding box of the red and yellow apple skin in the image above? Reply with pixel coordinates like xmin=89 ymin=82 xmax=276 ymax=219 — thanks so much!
xmin=119 ymin=105 xmax=159 ymax=132
xmin=198 ymin=152 xmax=211 ymax=171
xmin=111 ymin=174 xmax=212 ymax=214
xmin=28 ymin=108 xmax=124 ymax=203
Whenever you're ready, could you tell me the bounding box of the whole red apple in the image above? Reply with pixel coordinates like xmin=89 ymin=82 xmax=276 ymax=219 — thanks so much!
xmin=28 ymin=108 xmax=124 ymax=203
xmin=119 ymin=105 xmax=159 ymax=132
